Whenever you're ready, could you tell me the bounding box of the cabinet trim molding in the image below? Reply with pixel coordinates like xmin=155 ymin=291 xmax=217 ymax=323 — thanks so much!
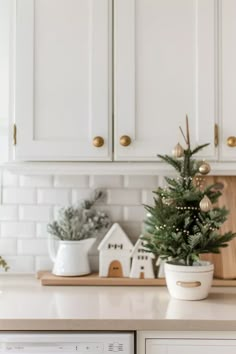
xmin=4 ymin=161 xmax=236 ymax=176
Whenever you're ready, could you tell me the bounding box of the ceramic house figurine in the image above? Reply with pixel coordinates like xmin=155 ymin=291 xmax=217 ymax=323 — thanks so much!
xmin=130 ymin=238 xmax=155 ymax=279
xmin=98 ymin=223 xmax=133 ymax=277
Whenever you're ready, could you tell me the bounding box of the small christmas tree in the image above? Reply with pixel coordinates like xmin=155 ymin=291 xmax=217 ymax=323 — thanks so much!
xmin=143 ymin=117 xmax=236 ymax=266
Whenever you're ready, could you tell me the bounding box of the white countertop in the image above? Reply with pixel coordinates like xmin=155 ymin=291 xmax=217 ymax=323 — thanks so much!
xmin=0 ymin=275 xmax=236 ymax=331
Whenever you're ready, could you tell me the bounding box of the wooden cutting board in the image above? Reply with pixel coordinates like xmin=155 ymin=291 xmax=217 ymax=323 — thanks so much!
xmin=37 ymin=271 xmax=236 ymax=286
xmin=201 ymin=176 xmax=236 ymax=279
xmin=37 ymin=272 xmax=166 ymax=286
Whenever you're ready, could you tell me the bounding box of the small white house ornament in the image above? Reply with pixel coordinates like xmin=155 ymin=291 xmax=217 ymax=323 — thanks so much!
xmin=130 ymin=238 xmax=155 ymax=279
xmin=98 ymin=223 xmax=133 ymax=277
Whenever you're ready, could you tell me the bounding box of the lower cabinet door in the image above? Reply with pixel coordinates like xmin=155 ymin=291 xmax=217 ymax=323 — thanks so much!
xmin=146 ymin=339 xmax=236 ymax=354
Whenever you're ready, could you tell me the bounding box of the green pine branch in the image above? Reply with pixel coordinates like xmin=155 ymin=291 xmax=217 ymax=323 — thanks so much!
xmin=190 ymin=143 xmax=210 ymax=156
xmin=157 ymin=154 xmax=182 ymax=172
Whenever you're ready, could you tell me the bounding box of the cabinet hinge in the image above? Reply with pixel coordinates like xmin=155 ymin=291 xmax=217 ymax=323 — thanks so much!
xmin=214 ymin=124 xmax=219 ymax=147
xmin=13 ymin=124 xmax=17 ymax=145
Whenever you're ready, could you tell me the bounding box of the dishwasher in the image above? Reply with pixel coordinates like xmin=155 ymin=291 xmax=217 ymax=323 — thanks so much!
xmin=0 ymin=333 xmax=134 ymax=354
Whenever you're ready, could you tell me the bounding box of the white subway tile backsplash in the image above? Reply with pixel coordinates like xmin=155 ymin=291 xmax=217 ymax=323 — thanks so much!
xmin=54 ymin=175 xmax=89 ymax=188
xmin=35 ymin=256 xmax=52 ymax=272
xmin=123 ymin=206 xmax=146 ymax=222
xmin=107 ymin=189 xmax=141 ymax=205
xmin=124 ymin=175 xmax=158 ymax=188
xmin=0 ymin=239 xmax=17 ymax=255
xmin=53 ymin=206 xmax=63 ymax=220
xmin=72 ymin=189 xmax=94 ymax=204
xmin=0 ymin=172 xmax=2 ymax=204
xmin=19 ymin=206 xmax=52 ymax=221
xmin=0 ymin=171 xmax=159 ymax=273
xmin=1 ymin=222 xmax=35 ymax=238
xmin=1 ymin=256 xmax=35 ymax=273
xmin=17 ymin=239 xmax=48 ymax=255
xmin=20 ymin=175 xmax=53 ymax=187
xmin=142 ymin=189 xmax=155 ymax=205
xmin=119 ymin=221 xmax=142 ymax=241
xmin=0 ymin=206 xmax=18 ymax=220
xmin=3 ymin=188 xmax=36 ymax=204
xmin=36 ymin=223 xmax=49 ymax=238
xmin=90 ymin=175 xmax=123 ymax=188
xmin=37 ymin=189 xmax=70 ymax=205
xmin=2 ymin=171 xmax=19 ymax=186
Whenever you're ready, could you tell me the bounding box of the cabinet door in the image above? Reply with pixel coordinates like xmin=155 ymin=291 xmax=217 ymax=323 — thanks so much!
xmin=114 ymin=0 xmax=216 ymax=161
xmin=146 ymin=339 xmax=236 ymax=354
xmin=220 ymin=0 xmax=236 ymax=160
xmin=14 ymin=0 xmax=111 ymax=161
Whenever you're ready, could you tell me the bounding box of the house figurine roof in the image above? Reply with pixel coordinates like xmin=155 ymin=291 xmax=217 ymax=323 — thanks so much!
xmin=131 ymin=238 xmax=155 ymax=259
xmin=98 ymin=223 xmax=133 ymax=251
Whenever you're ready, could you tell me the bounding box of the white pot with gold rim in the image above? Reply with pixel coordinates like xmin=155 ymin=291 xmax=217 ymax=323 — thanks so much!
xmin=164 ymin=261 xmax=214 ymax=301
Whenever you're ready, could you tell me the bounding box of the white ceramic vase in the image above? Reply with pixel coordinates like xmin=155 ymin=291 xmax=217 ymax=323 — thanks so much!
xmin=48 ymin=238 xmax=95 ymax=276
xmin=164 ymin=261 xmax=214 ymax=301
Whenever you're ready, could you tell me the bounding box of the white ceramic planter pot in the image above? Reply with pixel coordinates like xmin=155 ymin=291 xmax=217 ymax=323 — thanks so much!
xmin=48 ymin=238 xmax=95 ymax=276
xmin=164 ymin=261 xmax=214 ymax=300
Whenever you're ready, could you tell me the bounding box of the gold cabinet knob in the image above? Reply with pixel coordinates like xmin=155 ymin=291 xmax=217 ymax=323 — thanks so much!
xmin=93 ymin=136 xmax=104 ymax=148
xmin=227 ymin=136 xmax=236 ymax=147
xmin=120 ymin=135 xmax=131 ymax=147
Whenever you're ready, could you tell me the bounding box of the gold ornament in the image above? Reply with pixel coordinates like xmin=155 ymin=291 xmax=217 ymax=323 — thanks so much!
xmin=199 ymin=195 xmax=212 ymax=212
xmin=172 ymin=143 xmax=184 ymax=158
xmin=198 ymin=162 xmax=211 ymax=175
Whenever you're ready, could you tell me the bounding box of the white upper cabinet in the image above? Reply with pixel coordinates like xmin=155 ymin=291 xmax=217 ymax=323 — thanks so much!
xmin=14 ymin=0 xmax=111 ymax=161
xmin=14 ymin=0 xmax=236 ymax=165
xmin=220 ymin=0 xmax=236 ymax=160
xmin=114 ymin=0 xmax=217 ymax=161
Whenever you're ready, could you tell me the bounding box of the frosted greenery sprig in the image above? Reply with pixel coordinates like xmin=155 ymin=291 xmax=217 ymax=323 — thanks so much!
xmin=47 ymin=190 xmax=111 ymax=241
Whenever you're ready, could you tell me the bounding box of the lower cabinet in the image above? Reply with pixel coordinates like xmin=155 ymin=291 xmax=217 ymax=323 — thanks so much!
xmin=146 ymin=339 xmax=236 ymax=354
xmin=138 ymin=332 xmax=236 ymax=354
